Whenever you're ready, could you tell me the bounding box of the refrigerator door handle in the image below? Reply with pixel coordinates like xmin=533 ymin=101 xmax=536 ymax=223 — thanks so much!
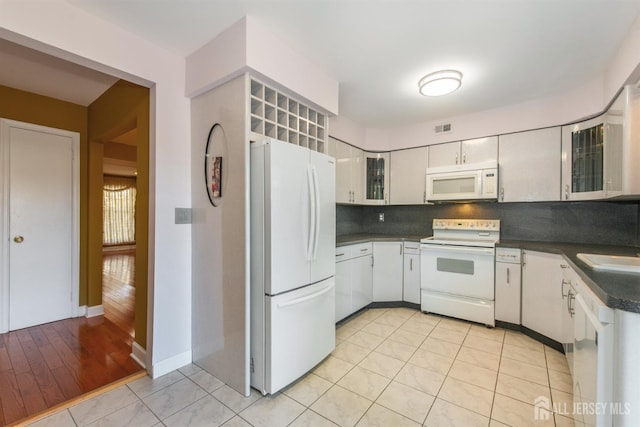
xmin=307 ymin=166 xmax=316 ymax=261
xmin=312 ymin=166 xmax=321 ymax=260
xmin=277 ymin=282 xmax=334 ymax=308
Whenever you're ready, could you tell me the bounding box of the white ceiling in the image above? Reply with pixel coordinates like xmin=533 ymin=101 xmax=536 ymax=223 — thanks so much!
xmin=4 ymin=1 xmax=640 ymax=127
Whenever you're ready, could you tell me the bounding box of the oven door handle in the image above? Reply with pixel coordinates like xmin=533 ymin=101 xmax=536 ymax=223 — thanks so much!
xmin=420 ymin=245 xmax=494 ymax=256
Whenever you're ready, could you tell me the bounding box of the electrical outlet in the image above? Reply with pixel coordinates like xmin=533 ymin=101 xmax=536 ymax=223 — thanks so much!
xmin=378 ymin=213 xmax=385 ymax=222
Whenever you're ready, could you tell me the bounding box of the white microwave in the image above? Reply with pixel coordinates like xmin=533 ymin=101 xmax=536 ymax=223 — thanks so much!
xmin=426 ymin=162 xmax=498 ymax=202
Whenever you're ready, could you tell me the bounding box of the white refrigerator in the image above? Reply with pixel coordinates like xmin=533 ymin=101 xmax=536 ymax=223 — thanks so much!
xmin=250 ymin=138 xmax=336 ymax=395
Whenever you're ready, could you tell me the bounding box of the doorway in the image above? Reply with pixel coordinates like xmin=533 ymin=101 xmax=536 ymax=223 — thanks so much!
xmin=0 ymin=119 xmax=80 ymax=333
xmin=102 ymin=131 xmax=138 ymax=338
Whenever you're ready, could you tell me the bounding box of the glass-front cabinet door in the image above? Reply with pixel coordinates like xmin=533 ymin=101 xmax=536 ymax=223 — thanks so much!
xmin=363 ymin=152 xmax=390 ymax=205
xmin=570 ymin=123 xmax=604 ymax=194
xmin=561 ymin=106 xmax=623 ymax=201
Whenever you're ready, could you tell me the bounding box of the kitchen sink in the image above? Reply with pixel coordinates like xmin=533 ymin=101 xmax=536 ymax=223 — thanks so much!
xmin=577 ymin=253 xmax=640 ymax=273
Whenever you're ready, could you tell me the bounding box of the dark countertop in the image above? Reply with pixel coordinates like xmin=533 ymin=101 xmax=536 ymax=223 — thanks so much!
xmin=499 ymin=240 xmax=640 ymax=314
xmin=336 ymin=233 xmax=426 ymax=246
xmin=337 ymin=234 xmax=640 ymax=314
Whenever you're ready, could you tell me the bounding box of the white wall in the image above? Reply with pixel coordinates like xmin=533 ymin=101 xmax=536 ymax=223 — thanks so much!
xmin=0 ymin=0 xmax=192 ymax=376
xmin=190 ymin=75 xmax=250 ymax=395
xmin=186 ymin=16 xmax=339 ymax=115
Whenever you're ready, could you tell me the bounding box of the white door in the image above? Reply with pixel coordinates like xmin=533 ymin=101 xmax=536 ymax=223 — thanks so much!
xmin=460 ymin=136 xmax=498 ymax=165
xmin=521 ymin=250 xmax=564 ymax=342
xmin=350 ymin=146 xmax=364 ymax=204
xmin=309 ymin=150 xmax=335 ymax=283
xmin=498 ymin=128 xmax=561 ymax=202
xmin=265 ymin=140 xmax=310 ymax=295
xmin=390 ymin=147 xmax=429 ymax=205
xmin=403 ymin=253 xmax=421 ymax=304
xmin=372 ymin=242 xmax=403 ymax=301
xmin=333 ymin=138 xmax=352 ymax=203
xmin=352 ymin=254 xmax=373 ymax=311
xmin=266 ymin=277 xmax=335 ymax=394
xmin=335 ymin=259 xmax=351 ymax=322
xmin=428 ymin=141 xmax=460 ymax=168
xmin=1 ymin=119 xmax=79 ymax=332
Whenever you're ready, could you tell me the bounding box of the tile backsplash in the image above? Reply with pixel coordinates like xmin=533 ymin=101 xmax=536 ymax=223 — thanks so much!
xmin=337 ymin=201 xmax=640 ymax=246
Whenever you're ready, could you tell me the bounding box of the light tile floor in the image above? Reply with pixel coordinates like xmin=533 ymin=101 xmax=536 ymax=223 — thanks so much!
xmin=25 ymin=308 xmax=577 ymax=427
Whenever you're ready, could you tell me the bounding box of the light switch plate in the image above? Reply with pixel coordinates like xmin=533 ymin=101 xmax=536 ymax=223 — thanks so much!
xmin=175 ymin=208 xmax=192 ymax=224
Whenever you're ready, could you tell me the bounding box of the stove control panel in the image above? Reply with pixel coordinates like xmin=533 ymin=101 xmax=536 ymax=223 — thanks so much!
xmin=432 ymin=219 xmax=500 ymax=231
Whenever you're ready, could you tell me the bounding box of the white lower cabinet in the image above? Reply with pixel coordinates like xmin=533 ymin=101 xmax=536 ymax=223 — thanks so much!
xmin=521 ymin=250 xmax=565 ymax=343
xmin=495 ymin=248 xmax=522 ymax=324
xmin=373 ymin=242 xmax=403 ymax=302
xmin=335 ymin=258 xmax=352 ymax=322
xmin=403 ymin=242 xmax=421 ymax=304
xmin=335 ymin=243 xmax=373 ymax=322
xmin=352 ymin=253 xmax=374 ymax=312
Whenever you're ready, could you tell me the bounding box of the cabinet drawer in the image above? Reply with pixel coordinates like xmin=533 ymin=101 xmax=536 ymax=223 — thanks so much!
xmin=336 ymin=242 xmax=373 ymax=262
xmin=496 ymin=248 xmax=521 ymax=263
xmin=403 ymin=241 xmax=420 ymax=254
xmin=335 ymin=246 xmax=352 ymax=262
xmin=350 ymin=243 xmax=373 ymax=257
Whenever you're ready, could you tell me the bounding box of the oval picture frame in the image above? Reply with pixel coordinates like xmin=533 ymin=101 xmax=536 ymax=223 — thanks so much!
xmin=205 ymin=123 xmax=223 ymax=207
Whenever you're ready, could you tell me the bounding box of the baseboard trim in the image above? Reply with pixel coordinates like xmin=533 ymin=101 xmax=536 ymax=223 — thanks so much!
xmin=76 ymin=305 xmax=87 ymax=317
xmin=86 ymin=305 xmax=104 ymax=318
xmin=151 ymin=350 xmax=192 ymax=379
xmin=130 ymin=341 xmax=147 ymax=369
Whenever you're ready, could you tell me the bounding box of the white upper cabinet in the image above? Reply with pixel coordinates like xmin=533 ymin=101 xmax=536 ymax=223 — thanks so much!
xmin=498 ymin=127 xmax=561 ymax=202
xmin=558 ymin=86 xmax=640 ymax=201
xmin=428 ymin=137 xmax=498 ymax=169
xmin=363 ymin=151 xmax=390 ymax=205
xmin=461 ymin=136 xmax=498 ymax=165
xmin=561 ymin=113 xmax=620 ymax=201
xmin=333 ymin=137 xmax=363 ymax=204
xmin=428 ymin=141 xmax=461 ymax=168
xmin=390 ymin=146 xmax=429 ymax=204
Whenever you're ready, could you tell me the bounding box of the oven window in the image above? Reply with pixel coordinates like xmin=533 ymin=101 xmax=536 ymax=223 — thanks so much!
xmin=437 ymin=258 xmax=474 ymax=275
xmin=432 ymin=177 xmax=475 ymax=195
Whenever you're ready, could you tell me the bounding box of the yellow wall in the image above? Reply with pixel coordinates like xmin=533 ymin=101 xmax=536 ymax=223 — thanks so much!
xmin=88 ymin=80 xmax=150 ymax=349
xmin=0 ymin=85 xmax=90 ymax=305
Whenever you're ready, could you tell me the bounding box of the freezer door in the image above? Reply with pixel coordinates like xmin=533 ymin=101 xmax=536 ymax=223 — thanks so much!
xmin=265 ymin=278 xmax=335 ymax=394
xmin=265 ymin=141 xmax=311 ymax=294
xmin=309 ymin=150 xmax=336 ymax=283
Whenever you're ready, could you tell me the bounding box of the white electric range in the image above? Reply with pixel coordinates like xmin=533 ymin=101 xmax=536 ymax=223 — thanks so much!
xmin=420 ymin=219 xmax=500 ymax=326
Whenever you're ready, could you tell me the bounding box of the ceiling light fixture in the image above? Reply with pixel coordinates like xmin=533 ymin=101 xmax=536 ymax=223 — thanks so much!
xmin=418 ymin=70 xmax=463 ymax=96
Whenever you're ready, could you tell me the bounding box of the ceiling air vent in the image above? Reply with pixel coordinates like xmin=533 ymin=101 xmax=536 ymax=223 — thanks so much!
xmin=434 ymin=123 xmax=452 ymax=134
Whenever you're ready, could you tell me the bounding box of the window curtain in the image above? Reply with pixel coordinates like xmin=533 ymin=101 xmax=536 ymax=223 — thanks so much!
xmin=103 ymin=175 xmax=136 ymax=246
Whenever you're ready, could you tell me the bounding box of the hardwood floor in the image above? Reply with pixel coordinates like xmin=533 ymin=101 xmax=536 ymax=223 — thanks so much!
xmin=102 ymin=249 xmax=136 ymax=338
xmin=0 ymin=248 xmax=141 ymax=426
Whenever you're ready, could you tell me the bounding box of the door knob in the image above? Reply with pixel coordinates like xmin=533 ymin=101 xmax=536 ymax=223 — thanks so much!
xmin=14 ymin=236 xmax=24 ymax=243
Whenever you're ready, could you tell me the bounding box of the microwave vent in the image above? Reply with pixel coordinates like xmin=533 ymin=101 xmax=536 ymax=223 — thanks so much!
xmin=435 ymin=123 xmax=452 ymax=134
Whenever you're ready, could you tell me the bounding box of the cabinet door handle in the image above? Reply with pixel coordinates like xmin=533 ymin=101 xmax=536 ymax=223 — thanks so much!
xmin=506 ymin=267 xmax=510 ymax=285
xmin=455 ymin=152 xmax=459 ymax=164
xmin=423 ymin=191 xmax=426 ymax=204
xmin=337 ymin=253 xmax=345 ymax=257
xmin=400 ymin=245 xmax=403 ymax=255
xmin=567 ymin=290 xmax=575 ymax=317
xmin=561 ymin=279 xmax=569 ymax=298
xmin=500 ymin=187 xmax=504 ymax=202
xmin=565 ymin=184 xmax=569 ymax=200
xmin=522 ymin=252 xmax=526 ymax=268
xmin=463 ymin=152 xmax=466 ymax=164
xmin=410 ymin=258 xmax=413 ymax=271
